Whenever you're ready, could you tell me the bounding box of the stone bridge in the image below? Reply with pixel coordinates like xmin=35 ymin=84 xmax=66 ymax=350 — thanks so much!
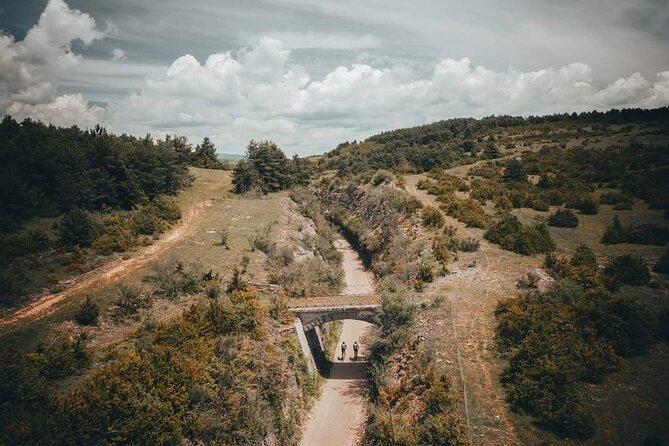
xmin=288 ymin=293 xmax=433 ymax=372
xmin=290 ymin=302 xmax=382 ymax=373
xmin=292 ymin=304 xmax=382 ymax=331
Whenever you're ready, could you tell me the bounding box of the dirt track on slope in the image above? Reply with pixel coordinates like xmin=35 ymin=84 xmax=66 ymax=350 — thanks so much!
xmin=0 ymin=201 xmax=206 ymax=329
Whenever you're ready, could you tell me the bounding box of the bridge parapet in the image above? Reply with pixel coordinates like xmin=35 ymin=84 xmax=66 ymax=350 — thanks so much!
xmin=292 ymin=304 xmax=382 ymax=331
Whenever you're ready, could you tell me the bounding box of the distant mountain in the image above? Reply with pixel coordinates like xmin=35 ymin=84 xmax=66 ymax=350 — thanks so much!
xmin=217 ymin=153 xmax=245 ymax=162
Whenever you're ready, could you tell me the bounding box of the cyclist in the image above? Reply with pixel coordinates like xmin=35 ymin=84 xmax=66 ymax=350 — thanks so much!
xmin=353 ymin=341 xmax=359 ymax=359
xmin=341 ymin=341 xmax=347 ymax=360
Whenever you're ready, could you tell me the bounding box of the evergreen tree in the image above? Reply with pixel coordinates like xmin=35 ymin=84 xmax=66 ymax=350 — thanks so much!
xmin=232 ymin=159 xmax=261 ymax=194
xmin=60 ymin=208 xmax=97 ymax=247
xmin=246 ymin=140 xmax=290 ymax=192
xmin=483 ymin=140 xmax=501 ymax=159
xmin=502 ymin=159 xmax=527 ymax=182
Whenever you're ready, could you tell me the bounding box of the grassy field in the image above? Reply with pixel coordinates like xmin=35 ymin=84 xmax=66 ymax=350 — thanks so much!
xmin=401 ymin=123 xmax=669 ymax=446
xmin=0 ymin=168 xmax=290 ymax=357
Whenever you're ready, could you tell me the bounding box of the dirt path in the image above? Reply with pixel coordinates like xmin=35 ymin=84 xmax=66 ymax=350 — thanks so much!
xmin=299 ymin=236 xmax=376 ymax=445
xmin=300 ymin=320 xmax=374 ymax=446
xmin=334 ymin=238 xmax=375 ymax=295
xmin=0 ymin=201 xmax=206 ymax=329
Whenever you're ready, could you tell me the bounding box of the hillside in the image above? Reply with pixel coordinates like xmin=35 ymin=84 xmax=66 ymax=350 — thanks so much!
xmin=314 ymin=108 xmax=669 ymax=445
xmin=1 ymin=108 xmax=668 ymax=446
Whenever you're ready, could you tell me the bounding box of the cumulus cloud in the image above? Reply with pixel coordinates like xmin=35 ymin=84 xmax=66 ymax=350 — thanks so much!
xmin=111 ymin=48 xmax=127 ymax=61
xmin=2 ymin=1 xmax=668 ymax=153
xmin=0 ymin=0 xmax=105 ymax=124
xmin=106 ymin=40 xmax=669 ymax=153
xmin=7 ymin=94 xmax=105 ymax=128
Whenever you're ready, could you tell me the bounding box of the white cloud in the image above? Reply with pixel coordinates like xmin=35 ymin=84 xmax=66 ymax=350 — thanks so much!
xmin=257 ymin=32 xmax=381 ymax=51
xmin=2 ymin=1 xmax=669 ymax=154
xmin=103 ymin=38 xmax=669 ymax=153
xmin=7 ymin=94 xmax=105 ymax=128
xmin=0 ymin=0 xmax=105 ymax=124
xmin=111 ymin=48 xmax=127 ymax=61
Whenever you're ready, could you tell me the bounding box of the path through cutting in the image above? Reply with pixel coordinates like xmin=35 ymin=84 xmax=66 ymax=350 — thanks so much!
xmin=299 ymin=237 xmax=376 ymax=446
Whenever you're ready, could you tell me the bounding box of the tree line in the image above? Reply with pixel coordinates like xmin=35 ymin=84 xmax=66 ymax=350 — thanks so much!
xmin=0 ymin=117 xmax=229 ymax=233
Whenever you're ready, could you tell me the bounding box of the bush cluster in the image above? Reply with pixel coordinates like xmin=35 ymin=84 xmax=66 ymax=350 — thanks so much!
xmin=443 ymin=197 xmax=489 ymax=229
xmin=496 ymin=280 xmax=652 ymax=439
xmin=602 ymin=216 xmax=669 ymax=246
xmin=566 ymin=195 xmax=599 ymax=215
xmin=422 ymin=206 xmax=445 ymax=228
xmin=485 ymin=214 xmax=555 ymax=255
xmin=0 ymin=286 xmax=316 ymax=445
xmin=547 ymin=209 xmax=579 ymax=228
xmin=364 ymin=286 xmax=467 ymax=445
xmin=603 ymin=254 xmax=651 ymax=287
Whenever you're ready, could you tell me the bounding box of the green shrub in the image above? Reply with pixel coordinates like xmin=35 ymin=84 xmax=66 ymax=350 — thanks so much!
xmin=502 ymin=159 xmax=527 ymax=182
xmin=567 ymin=196 xmax=599 ymax=215
xmin=602 ymin=216 xmax=669 ymax=245
xmin=600 ymin=191 xmax=632 ymax=205
xmin=548 ymin=209 xmax=579 ymax=228
xmin=495 ymin=280 xmax=651 ymax=439
xmin=250 ymin=223 xmax=274 ymax=254
xmin=61 ymin=208 xmax=97 ymax=247
xmin=602 ymin=215 xmax=627 ymax=244
xmin=372 ymin=170 xmax=395 ymax=186
xmin=570 ymin=244 xmax=597 ymax=269
xmin=131 ymin=206 xmax=163 ymax=235
xmin=75 ymin=296 xmax=99 ymax=325
xmin=27 ymin=336 xmax=90 ymax=380
xmin=526 ymin=195 xmax=550 ymax=211
xmin=459 ymin=237 xmax=480 ymax=252
xmin=603 ymin=254 xmax=651 ymax=287
xmin=485 ymin=214 xmax=555 ymax=255
xmin=146 ymin=261 xmax=204 ymax=299
xmin=116 ymin=284 xmax=152 ymax=316
xmin=444 ymin=198 xmax=489 ymax=229
xmin=627 ymin=224 xmax=669 ymax=245
xmin=422 ymin=206 xmax=445 ymax=228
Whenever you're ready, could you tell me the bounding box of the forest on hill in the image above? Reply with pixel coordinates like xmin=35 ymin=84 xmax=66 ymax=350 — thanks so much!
xmin=320 ymin=107 xmax=669 ymax=175
xmin=0 ymin=117 xmax=227 ymax=308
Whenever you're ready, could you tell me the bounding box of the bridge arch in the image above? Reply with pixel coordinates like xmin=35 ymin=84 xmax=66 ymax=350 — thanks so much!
xmin=291 ymin=305 xmax=382 ymax=372
xmin=292 ymin=305 xmax=381 ymax=331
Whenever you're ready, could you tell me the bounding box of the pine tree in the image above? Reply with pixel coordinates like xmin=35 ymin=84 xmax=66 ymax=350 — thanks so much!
xmin=232 ymin=159 xmax=261 ymax=194
xmin=502 ymin=159 xmax=527 ymax=182
xmin=60 ymin=208 xmax=97 ymax=247
xmin=483 ymin=140 xmax=501 ymax=159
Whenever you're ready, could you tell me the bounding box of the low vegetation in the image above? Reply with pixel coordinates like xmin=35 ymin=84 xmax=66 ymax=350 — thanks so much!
xmin=497 ymin=245 xmax=658 ymax=439
xmin=266 ymin=190 xmax=345 ymax=297
xmin=0 ymin=281 xmax=317 ymax=445
xmin=485 ymin=214 xmax=555 ymax=255
xmin=547 ymin=209 xmax=579 ymax=228
xmin=364 ymin=285 xmax=467 ymax=445
xmin=602 ymin=215 xmax=669 ymax=246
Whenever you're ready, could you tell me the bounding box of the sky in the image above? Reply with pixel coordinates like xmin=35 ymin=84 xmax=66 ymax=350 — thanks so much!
xmin=1 ymin=0 xmax=668 ymax=155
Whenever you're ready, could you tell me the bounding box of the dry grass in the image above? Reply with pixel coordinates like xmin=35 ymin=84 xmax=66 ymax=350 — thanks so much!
xmin=0 ymin=168 xmax=289 ymax=357
xmin=403 ymin=126 xmax=669 ymax=445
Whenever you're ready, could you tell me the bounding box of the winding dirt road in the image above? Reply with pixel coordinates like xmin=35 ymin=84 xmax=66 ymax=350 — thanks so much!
xmin=300 ymin=237 xmax=376 ymax=446
xmin=0 ymin=201 xmax=206 ymax=329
